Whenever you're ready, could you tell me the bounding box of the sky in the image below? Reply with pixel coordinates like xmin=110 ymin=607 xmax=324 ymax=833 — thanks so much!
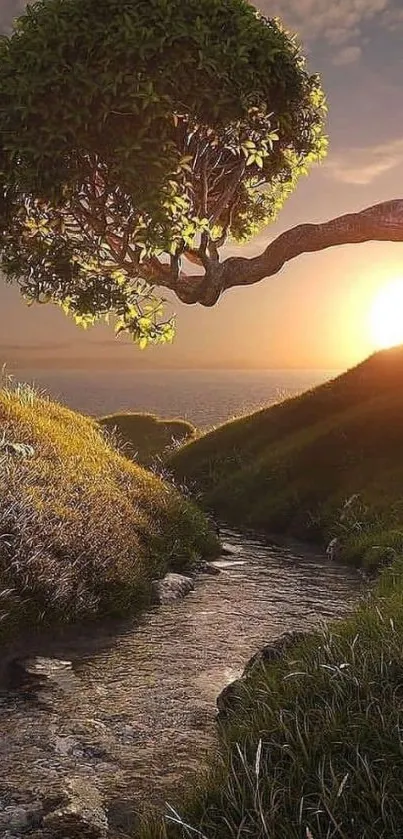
xmin=1 ymin=0 xmax=403 ymax=372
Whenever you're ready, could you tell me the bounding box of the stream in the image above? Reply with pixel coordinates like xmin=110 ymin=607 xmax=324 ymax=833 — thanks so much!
xmin=0 ymin=529 xmax=366 ymax=835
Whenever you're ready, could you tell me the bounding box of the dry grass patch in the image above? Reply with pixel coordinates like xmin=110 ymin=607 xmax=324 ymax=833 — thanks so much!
xmin=0 ymin=381 xmax=217 ymax=637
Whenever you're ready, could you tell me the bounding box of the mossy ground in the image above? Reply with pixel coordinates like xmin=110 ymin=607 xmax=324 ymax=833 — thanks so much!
xmin=0 ymin=381 xmax=217 ymax=639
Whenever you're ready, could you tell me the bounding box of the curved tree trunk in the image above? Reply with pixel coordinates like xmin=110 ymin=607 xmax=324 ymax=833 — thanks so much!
xmin=161 ymin=199 xmax=403 ymax=306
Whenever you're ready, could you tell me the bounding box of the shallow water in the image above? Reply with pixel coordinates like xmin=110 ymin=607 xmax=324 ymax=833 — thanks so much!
xmin=0 ymin=530 xmax=365 ymax=828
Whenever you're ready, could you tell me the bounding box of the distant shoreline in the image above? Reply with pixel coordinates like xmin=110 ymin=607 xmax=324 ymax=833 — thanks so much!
xmin=0 ymin=368 xmax=340 ymax=429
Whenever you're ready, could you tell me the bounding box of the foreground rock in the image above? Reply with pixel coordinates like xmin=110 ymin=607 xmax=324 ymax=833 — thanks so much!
xmin=0 ymin=780 xmax=107 ymax=838
xmin=242 ymin=630 xmax=307 ymax=676
xmin=193 ymin=559 xmax=221 ymax=576
xmin=42 ymin=779 xmax=108 ymax=838
xmin=220 ymin=545 xmax=235 ymax=557
xmin=217 ymin=630 xmax=307 ymax=720
xmin=151 ymin=573 xmax=194 ymax=605
xmin=6 ymin=657 xmax=73 ymax=692
xmin=0 ymin=802 xmax=41 ymax=834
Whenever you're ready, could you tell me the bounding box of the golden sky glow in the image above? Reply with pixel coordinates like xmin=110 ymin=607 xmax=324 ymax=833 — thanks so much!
xmin=369 ymin=278 xmax=403 ymax=350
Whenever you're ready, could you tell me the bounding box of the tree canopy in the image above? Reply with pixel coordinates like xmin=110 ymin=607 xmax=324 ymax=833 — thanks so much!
xmin=0 ymin=0 xmax=327 ymax=345
xmin=5 ymin=1 xmax=401 ymax=350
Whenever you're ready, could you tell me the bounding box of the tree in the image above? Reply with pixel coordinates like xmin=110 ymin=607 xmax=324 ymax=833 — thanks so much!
xmin=0 ymin=0 xmax=328 ymax=345
xmin=3 ymin=2 xmax=401 ymax=350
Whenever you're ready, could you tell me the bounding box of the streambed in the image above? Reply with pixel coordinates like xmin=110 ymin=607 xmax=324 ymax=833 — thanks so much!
xmin=0 ymin=530 xmax=365 ymax=834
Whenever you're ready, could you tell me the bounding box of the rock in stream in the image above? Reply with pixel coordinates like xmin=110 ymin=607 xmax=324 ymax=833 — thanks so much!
xmin=151 ymin=572 xmax=195 ymax=605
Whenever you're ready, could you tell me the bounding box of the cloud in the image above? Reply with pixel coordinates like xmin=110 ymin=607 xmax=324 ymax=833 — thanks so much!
xmin=256 ymin=0 xmax=389 ymax=42
xmin=254 ymin=0 xmax=402 ymax=64
xmin=332 ymin=45 xmax=362 ymax=65
xmin=324 ymin=138 xmax=403 ymax=185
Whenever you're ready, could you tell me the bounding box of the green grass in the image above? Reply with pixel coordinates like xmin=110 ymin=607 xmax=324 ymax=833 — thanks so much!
xmin=170 ymin=347 xmax=403 ymax=563
xmin=0 ymin=381 xmax=218 ymax=639
xmin=138 ymin=575 xmax=403 ymax=839
xmin=137 ymin=545 xmax=403 ymax=839
xmin=131 ymin=347 xmax=403 ymax=839
xmin=99 ymin=412 xmax=196 ymax=466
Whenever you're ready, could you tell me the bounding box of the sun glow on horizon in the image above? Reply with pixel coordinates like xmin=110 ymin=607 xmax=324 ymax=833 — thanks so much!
xmin=370 ymin=278 xmax=403 ymax=350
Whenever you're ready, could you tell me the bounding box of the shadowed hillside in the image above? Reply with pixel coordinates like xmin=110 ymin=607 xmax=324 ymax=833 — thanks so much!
xmin=170 ymin=346 xmax=403 ymax=551
xmin=99 ymin=412 xmax=195 ymax=466
xmin=137 ymin=347 xmax=403 ymax=839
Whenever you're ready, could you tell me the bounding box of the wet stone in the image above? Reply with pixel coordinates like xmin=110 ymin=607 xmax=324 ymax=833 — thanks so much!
xmin=216 ymin=630 xmax=309 ymax=720
xmin=242 ymin=630 xmax=308 ymax=677
xmin=53 ymin=736 xmax=110 ymax=761
xmin=5 ymin=657 xmax=74 ymax=695
xmin=194 ymin=560 xmax=221 ymax=576
xmin=42 ymin=779 xmax=108 ymax=839
xmin=0 ymin=800 xmax=43 ymax=834
xmin=151 ymin=573 xmax=194 ymax=604
xmin=0 ymin=807 xmax=30 ymax=833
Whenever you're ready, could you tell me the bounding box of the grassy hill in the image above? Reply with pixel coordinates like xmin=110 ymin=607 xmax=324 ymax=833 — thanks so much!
xmin=138 ymin=348 xmax=403 ymax=839
xmin=99 ymin=412 xmax=195 ymax=466
xmin=0 ymin=381 xmax=217 ymax=639
xmin=170 ymin=347 xmax=403 ymax=562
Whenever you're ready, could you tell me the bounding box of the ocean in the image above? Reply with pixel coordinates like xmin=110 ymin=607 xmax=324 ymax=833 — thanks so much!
xmin=14 ymin=368 xmax=339 ymax=429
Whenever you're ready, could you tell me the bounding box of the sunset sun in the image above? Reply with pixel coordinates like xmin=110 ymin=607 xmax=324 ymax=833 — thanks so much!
xmin=370 ymin=278 xmax=403 ymax=350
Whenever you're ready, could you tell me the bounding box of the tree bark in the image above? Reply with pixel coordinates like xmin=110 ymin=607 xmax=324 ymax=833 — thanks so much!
xmin=159 ymin=199 xmax=403 ymax=307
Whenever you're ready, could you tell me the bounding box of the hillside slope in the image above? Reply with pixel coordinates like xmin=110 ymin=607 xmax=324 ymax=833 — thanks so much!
xmin=170 ymin=347 xmax=403 ymax=549
xmin=0 ymin=382 xmax=217 ymax=638
xmin=99 ymin=412 xmax=195 ymax=466
xmin=139 ymin=347 xmax=403 ymax=839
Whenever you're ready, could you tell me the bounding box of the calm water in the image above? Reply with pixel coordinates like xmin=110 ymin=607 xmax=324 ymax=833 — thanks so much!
xmin=0 ymin=530 xmax=364 ymax=826
xmin=15 ymin=368 xmax=339 ymax=427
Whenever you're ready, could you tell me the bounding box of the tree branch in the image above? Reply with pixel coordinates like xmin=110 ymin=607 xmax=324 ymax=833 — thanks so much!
xmin=220 ymin=199 xmax=403 ymax=293
xmin=153 ymin=199 xmax=403 ymax=307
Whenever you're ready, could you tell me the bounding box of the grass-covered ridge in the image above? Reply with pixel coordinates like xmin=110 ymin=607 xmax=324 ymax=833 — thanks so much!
xmin=170 ymin=347 xmax=403 ymax=563
xmin=137 ymin=350 xmax=403 ymax=839
xmin=99 ymin=412 xmax=195 ymax=466
xmin=0 ymin=381 xmax=217 ymax=637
